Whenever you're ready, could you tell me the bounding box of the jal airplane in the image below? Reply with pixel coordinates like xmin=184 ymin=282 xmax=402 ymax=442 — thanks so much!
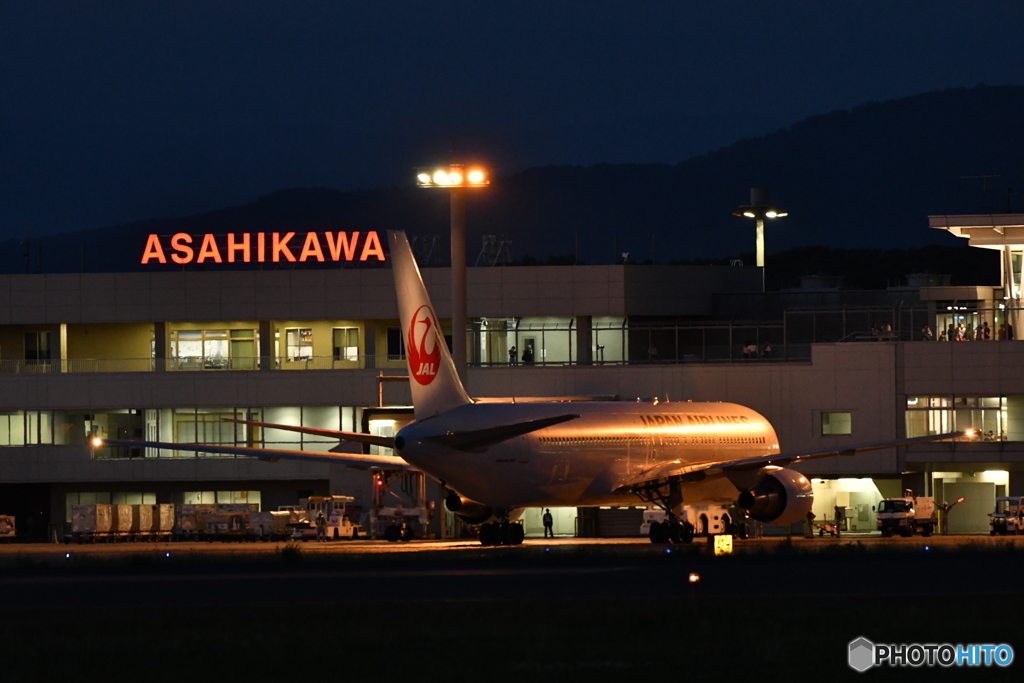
xmin=98 ymin=231 xmax=964 ymax=545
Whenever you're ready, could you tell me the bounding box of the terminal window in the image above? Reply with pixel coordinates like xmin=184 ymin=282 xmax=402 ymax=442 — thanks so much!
xmin=286 ymin=328 xmax=314 ymax=361
xmin=25 ymin=331 xmax=51 ymax=364
xmin=170 ymin=329 xmax=256 ymax=370
xmin=821 ymin=412 xmax=852 ymax=435
xmin=386 ymin=327 xmax=405 ymax=360
xmin=182 ymin=491 xmax=261 ymax=506
xmin=0 ymin=410 xmax=53 ymax=446
xmin=333 ymin=327 xmax=359 ymax=361
xmin=64 ymin=492 xmax=156 ymax=523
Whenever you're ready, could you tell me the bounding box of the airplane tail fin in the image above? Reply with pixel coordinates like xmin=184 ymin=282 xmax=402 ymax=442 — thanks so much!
xmin=388 ymin=231 xmax=471 ymax=419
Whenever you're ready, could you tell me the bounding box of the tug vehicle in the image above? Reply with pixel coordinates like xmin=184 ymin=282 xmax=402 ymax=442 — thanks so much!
xmin=990 ymin=496 xmax=1024 ymax=535
xmin=876 ymin=491 xmax=936 ymax=537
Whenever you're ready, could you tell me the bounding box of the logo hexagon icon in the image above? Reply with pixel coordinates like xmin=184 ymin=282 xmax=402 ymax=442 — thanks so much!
xmin=848 ymin=637 xmax=875 ymax=672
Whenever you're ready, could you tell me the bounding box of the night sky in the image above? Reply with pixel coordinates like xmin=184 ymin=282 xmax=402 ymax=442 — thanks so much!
xmin=3 ymin=1 xmax=1024 ymax=240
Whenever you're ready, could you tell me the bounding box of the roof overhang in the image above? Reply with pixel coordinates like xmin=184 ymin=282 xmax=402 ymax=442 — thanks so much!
xmin=929 ymin=214 xmax=1024 ymax=249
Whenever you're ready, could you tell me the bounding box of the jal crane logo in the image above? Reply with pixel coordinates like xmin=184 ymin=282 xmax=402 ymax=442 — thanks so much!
xmin=408 ymin=305 xmax=442 ymax=385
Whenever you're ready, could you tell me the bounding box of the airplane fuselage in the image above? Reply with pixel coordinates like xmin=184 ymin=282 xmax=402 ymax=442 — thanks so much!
xmin=395 ymin=400 xmax=780 ymax=509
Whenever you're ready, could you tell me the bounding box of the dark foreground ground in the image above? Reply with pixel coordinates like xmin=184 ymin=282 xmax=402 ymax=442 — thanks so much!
xmin=0 ymin=537 xmax=1019 ymax=682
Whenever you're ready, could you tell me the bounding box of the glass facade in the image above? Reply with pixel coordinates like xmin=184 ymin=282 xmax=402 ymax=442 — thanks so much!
xmin=90 ymin=405 xmax=359 ymax=459
xmin=906 ymin=396 xmax=1010 ymax=440
xmin=0 ymin=311 xmax=925 ymax=374
xmin=472 ymin=316 xmax=628 ymax=365
xmin=0 ymin=411 xmax=53 ymax=445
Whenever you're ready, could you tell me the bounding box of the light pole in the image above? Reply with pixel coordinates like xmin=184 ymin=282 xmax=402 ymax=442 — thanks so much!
xmin=734 ymin=187 xmax=787 ymax=291
xmin=415 ymin=164 xmax=490 ymax=382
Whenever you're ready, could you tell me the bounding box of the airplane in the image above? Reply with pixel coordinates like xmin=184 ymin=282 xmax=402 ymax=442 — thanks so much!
xmin=97 ymin=230 xmax=966 ymax=545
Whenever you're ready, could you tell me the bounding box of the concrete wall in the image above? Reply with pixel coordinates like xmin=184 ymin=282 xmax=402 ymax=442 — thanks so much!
xmin=623 ymin=265 xmax=763 ymax=316
xmin=0 ymin=264 xmax=760 ymax=325
xmin=0 ymin=368 xmax=401 ymax=412
xmin=67 ymin=323 xmax=153 ymax=360
xmin=901 ymin=340 xmax=1024 ymax=396
xmin=1 ymin=444 xmax=330 ymax=484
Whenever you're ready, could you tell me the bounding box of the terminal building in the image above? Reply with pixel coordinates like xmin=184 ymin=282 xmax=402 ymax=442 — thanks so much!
xmin=1 ymin=217 xmax=1023 ymax=540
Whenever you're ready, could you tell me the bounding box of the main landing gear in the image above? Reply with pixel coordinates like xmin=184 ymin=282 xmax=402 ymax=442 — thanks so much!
xmin=633 ymin=476 xmax=695 ymax=545
xmin=478 ymin=515 xmax=525 ymax=546
xmin=648 ymin=518 xmax=695 ymax=544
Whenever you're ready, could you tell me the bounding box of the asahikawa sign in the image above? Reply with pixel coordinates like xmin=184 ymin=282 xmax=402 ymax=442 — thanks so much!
xmin=140 ymin=231 xmax=386 ymax=265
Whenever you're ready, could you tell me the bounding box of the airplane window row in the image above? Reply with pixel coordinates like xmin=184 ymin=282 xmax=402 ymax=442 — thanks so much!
xmin=538 ymin=434 xmax=766 ymax=446
xmin=539 ymin=436 xmax=653 ymax=446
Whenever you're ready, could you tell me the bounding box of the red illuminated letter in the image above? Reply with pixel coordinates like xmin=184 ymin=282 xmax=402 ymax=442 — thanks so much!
xmin=227 ymin=233 xmax=250 ymax=263
xmin=325 ymin=232 xmax=359 ymax=261
xmin=359 ymin=231 xmax=385 ymax=261
xmin=141 ymin=234 xmax=167 ymax=264
xmin=196 ymin=234 xmax=223 ymax=264
xmin=170 ymin=233 xmax=194 ymax=264
xmin=272 ymin=232 xmax=296 ymax=262
xmin=257 ymin=232 xmax=266 ymax=262
xmin=299 ymin=232 xmax=325 ymax=262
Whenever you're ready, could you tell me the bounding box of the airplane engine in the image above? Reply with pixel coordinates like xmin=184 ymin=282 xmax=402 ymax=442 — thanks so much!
xmin=444 ymin=491 xmax=493 ymax=525
xmin=736 ymin=466 xmax=813 ymax=524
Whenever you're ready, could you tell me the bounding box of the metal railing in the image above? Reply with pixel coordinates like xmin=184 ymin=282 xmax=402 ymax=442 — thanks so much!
xmin=0 ymin=355 xmax=410 ymax=375
xmin=6 ymin=306 xmax=1019 ymax=376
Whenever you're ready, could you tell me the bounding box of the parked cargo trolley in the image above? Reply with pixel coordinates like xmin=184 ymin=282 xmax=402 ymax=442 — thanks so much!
xmin=70 ymin=504 xmax=176 ymax=543
xmin=67 ymin=499 xmax=327 ymax=540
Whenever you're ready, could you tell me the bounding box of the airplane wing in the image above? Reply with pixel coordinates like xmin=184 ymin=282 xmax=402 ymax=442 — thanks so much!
xmin=95 ymin=438 xmax=414 ymax=470
xmin=615 ymin=430 xmax=966 ymax=490
xmin=425 ymin=414 xmax=580 ymax=452
xmin=220 ymin=418 xmax=395 ymax=448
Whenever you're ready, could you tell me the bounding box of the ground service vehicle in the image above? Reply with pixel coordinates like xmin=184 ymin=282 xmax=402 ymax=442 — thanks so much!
xmin=370 ymin=504 xmax=428 ymax=542
xmin=990 ymin=496 xmax=1024 ymax=535
xmin=282 ymin=496 xmax=361 ymax=541
xmin=175 ymin=504 xmax=259 ymax=541
xmin=640 ymin=506 xmax=745 ymax=542
xmin=249 ymin=510 xmax=293 ymax=540
xmin=877 ymin=494 xmax=936 ymax=537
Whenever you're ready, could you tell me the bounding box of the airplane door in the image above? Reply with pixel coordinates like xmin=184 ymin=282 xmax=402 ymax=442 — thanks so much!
xmin=550 ymin=458 xmax=569 ymax=485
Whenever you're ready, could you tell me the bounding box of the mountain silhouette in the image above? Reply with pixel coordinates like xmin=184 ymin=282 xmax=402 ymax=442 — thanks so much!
xmin=4 ymin=84 xmax=1020 ymax=286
